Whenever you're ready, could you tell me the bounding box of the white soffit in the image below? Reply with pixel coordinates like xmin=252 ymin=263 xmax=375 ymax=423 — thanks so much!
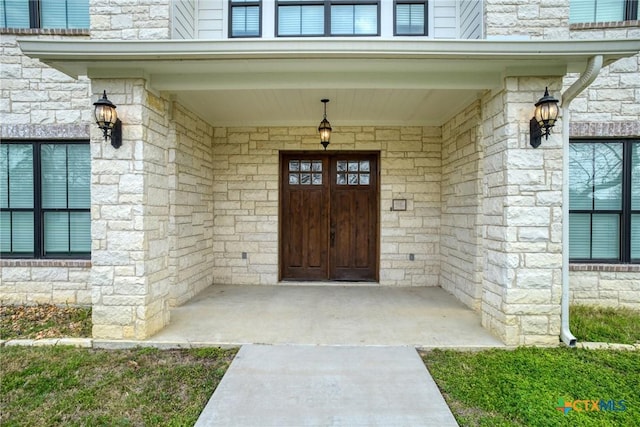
xmin=18 ymin=38 xmax=640 ymax=127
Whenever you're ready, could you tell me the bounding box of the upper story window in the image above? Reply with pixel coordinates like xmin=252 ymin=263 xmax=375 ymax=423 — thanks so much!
xmin=0 ymin=142 xmax=91 ymax=259
xmin=229 ymin=0 xmax=261 ymax=37
xmin=569 ymin=0 xmax=639 ymax=24
xmin=0 ymin=0 xmax=89 ymax=29
xmin=276 ymin=0 xmax=380 ymax=37
xmin=569 ymin=140 xmax=640 ymax=263
xmin=395 ymin=0 xmax=427 ymax=36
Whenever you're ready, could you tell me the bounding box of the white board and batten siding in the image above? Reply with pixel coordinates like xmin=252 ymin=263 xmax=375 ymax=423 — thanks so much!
xmin=171 ymin=0 xmax=483 ymax=40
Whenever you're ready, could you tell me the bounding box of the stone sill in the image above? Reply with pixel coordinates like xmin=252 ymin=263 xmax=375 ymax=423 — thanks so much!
xmin=570 ymin=263 xmax=640 ymax=273
xmin=0 ymin=259 xmax=91 ymax=268
xmin=0 ymin=28 xmax=89 ymax=36
xmin=570 ymin=20 xmax=639 ymax=30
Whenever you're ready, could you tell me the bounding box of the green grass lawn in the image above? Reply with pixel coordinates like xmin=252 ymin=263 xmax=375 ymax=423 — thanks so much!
xmin=0 ymin=346 xmax=237 ymax=427
xmin=422 ymin=306 xmax=640 ymax=426
xmin=570 ymin=305 xmax=640 ymax=345
xmin=423 ymin=347 xmax=639 ymax=427
xmin=1 ymin=303 xmax=638 ymax=426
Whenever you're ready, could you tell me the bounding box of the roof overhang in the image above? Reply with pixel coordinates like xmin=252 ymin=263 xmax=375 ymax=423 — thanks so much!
xmin=19 ymin=38 xmax=640 ymax=127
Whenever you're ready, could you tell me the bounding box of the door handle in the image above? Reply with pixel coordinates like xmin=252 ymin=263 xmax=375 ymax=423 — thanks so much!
xmin=330 ymin=229 xmax=335 ymax=247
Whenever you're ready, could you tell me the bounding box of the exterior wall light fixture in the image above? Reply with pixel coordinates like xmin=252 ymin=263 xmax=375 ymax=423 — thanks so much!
xmin=530 ymin=87 xmax=560 ymax=148
xmin=318 ymin=98 xmax=332 ymax=150
xmin=93 ymin=90 xmax=122 ymax=149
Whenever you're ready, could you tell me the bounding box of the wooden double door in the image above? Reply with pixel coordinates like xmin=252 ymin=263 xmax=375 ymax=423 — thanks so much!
xmin=280 ymin=152 xmax=379 ymax=281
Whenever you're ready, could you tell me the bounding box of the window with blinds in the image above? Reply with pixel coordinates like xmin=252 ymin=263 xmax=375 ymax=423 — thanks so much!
xmin=0 ymin=0 xmax=89 ymax=29
xmin=569 ymin=0 xmax=639 ymax=23
xmin=0 ymin=142 xmax=90 ymax=259
xmin=395 ymin=1 xmax=427 ymax=36
xmin=230 ymin=0 xmax=261 ymax=37
xmin=569 ymin=140 xmax=639 ymax=263
xmin=276 ymin=0 xmax=379 ymax=36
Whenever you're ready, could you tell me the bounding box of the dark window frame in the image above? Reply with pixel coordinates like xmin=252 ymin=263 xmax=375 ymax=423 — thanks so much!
xmin=393 ymin=0 xmax=428 ymax=36
xmin=275 ymin=0 xmax=381 ymax=37
xmin=1 ymin=0 xmax=89 ymax=29
xmin=569 ymin=0 xmax=639 ymax=24
xmin=569 ymin=138 xmax=639 ymax=264
xmin=228 ymin=0 xmax=262 ymax=38
xmin=625 ymin=0 xmax=639 ymax=20
xmin=0 ymin=140 xmax=91 ymax=260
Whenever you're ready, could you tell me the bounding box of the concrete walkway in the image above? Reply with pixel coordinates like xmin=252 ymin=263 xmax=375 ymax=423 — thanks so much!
xmin=150 ymin=285 xmax=503 ymax=348
xmin=195 ymin=344 xmax=458 ymax=427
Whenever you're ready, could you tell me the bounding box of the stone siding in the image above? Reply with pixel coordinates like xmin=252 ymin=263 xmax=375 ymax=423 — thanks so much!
xmin=1 ymin=32 xmax=92 ymax=307
xmin=440 ymin=101 xmax=484 ymax=311
xmin=480 ymin=77 xmax=565 ymax=346
xmin=0 ymin=34 xmax=91 ymax=129
xmin=569 ymin=266 xmax=640 ymax=308
xmin=567 ymin=24 xmax=640 ymax=128
xmin=0 ymin=260 xmax=91 ymax=305
xmin=210 ymin=126 xmax=442 ymax=287
xmin=565 ymin=22 xmax=640 ymax=308
xmin=168 ymin=103 xmax=215 ymax=305
xmin=90 ymin=79 xmax=172 ymax=339
xmin=90 ymin=0 xmax=171 ymax=40
xmin=484 ymin=0 xmax=570 ymax=40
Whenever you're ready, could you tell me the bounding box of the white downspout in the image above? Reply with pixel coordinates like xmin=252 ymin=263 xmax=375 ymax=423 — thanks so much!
xmin=559 ymin=55 xmax=603 ymax=347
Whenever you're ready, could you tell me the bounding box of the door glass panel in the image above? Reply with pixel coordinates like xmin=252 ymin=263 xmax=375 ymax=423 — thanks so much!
xmin=289 ymin=159 xmax=322 ymax=185
xmin=336 ymin=159 xmax=371 ymax=186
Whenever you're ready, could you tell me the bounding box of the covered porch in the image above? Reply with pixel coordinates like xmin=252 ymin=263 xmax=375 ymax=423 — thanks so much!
xmin=18 ymin=37 xmax=640 ymax=345
xmin=149 ymin=284 xmax=504 ymax=348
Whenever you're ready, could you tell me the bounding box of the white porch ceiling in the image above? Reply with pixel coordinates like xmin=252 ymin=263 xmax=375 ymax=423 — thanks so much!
xmin=167 ymin=88 xmax=484 ymax=127
xmin=18 ymin=38 xmax=640 ymax=127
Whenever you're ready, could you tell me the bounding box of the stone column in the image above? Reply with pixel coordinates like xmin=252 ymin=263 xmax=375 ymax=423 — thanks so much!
xmin=481 ymin=77 xmax=564 ymax=345
xmin=90 ymin=79 xmax=172 ymax=339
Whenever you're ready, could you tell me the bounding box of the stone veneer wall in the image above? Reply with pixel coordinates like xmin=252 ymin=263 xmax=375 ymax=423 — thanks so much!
xmin=564 ymin=22 xmax=640 ymax=310
xmin=567 ymin=23 xmax=640 ymax=125
xmin=440 ymin=101 xmax=484 ymax=311
xmin=484 ymin=0 xmax=570 ymax=39
xmin=0 ymin=33 xmax=91 ymax=128
xmin=209 ymin=126 xmax=442 ymax=287
xmin=480 ymin=77 xmax=565 ymax=346
xmin=168 ymin=103 xmax=215 ymax=305
xmin=0 ymin=31 xmax=93 ymax=306
xmin=90 ymin=79 xmax=172 ymax=339
xmin=90 ymin=0 xmax=170 ymax=40
xmin=569 ymin=265 xmax=640 ymax=308
xmin=0 ymin=260 xmax=91 ymax=305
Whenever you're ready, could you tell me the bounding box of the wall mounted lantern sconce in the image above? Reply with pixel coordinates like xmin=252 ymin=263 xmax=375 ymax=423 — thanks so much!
xmin=529 ymin=87 xmax=560 ymax=148
xmin=318 ymin=98 xmax=332 ymax=150
xmin=93 ymin=90 xmax=122 ymax=149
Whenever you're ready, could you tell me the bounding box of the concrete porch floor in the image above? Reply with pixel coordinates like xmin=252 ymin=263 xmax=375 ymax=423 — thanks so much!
xmin=149 ymin=284 xmax=504 ymax=348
